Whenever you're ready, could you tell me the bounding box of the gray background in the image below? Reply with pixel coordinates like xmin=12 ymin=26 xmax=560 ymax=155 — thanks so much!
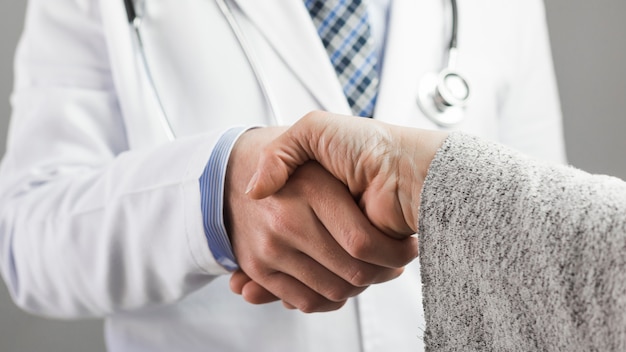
xmin=0 ymin=0 xmax=625 ymax=351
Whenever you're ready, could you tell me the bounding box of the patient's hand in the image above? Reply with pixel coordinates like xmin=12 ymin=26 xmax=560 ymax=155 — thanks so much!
xmin=246 ymin=111 xmax=448 ymax=236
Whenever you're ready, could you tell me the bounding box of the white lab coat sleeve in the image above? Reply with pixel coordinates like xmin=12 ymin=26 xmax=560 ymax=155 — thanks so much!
xmin=497 ymin=0 xmax=567 ymax=164
xmin=0 ymin=0 xmax=232 ymax=318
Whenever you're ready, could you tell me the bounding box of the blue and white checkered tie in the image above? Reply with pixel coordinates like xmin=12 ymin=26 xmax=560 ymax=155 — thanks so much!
xmin=305 ymin=0 xmax=379 ymax=117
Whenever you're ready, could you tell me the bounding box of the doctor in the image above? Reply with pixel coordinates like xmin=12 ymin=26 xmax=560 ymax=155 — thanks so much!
xmin=0 ymin=1 xmax=565 ymax=352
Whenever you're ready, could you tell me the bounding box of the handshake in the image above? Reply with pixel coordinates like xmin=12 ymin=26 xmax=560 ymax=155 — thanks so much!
xmin=225 ymin=111 xmax=448 ymax=312
xmin=224 ymin=112 xmax=626 ymax=348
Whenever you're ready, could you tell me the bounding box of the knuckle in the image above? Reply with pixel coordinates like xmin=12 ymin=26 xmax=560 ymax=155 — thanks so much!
xmin=265 ymin=207 xmax=300 ymax=237
xmin=239 ymin=243 xmax=282 ymax=277
xmin=346 ymin=262 xmax=404 ymax=287
xmin=346 ymin=265 xmax=374 ymax=287
xmin=325 ymin=284 xmax=365 ymax=302
xmin=241 ymin=259 xmax=266 ymax=279
xmin=304 ymin=300 xmax=346 ymax=313
xmin=298 ymin=298 xmax=326 ymax=314
xmin=344 ymin=230 xmax=374 ymax=261
xmin=373 ymin=267 xmax=405 ymax=284
xmin=298 ymin=298 xmax=345 ymax=314
xmin=266 ymin=210 xmax=288 ymax=234
xmin=324 ymin=291 xmax=345 ymax=303
xmin=256 ymin=238 xmax=283 ymax=262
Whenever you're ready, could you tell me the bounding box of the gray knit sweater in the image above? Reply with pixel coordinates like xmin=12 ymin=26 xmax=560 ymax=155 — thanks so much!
xmin=418 ymin=133 xmax=626 ymax=351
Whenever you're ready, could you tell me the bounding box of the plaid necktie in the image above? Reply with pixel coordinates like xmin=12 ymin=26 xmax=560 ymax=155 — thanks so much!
xmin=305 ymin=0 xmax=379 ymax=117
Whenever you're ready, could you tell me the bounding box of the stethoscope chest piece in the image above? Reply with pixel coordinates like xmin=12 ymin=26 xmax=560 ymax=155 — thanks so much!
xmin=417 ymin=69 xmax=470 ymax=128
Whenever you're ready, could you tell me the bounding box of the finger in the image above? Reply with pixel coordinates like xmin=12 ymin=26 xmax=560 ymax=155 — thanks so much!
xmin=241 ymin=280 xmax=280 ymax=305
xmin=231 ymin=270 xmax=281 ymax=304
xmin=229 ymin=269 xmax=252 ymax=295
xmin=260 ymin=271 xmax=348 ymax=313
xmin=285 ymin=202 xmax=406 ymax=286
xmin=259 ymin=162 xmax=407 ymax=287
xmin=241 ymin=258 xmax=346 ymax=313
xmin=282 ymin=301 xmax=297 ymax=310
xmin=268 ymin=248 xmax=368 ymax=302
xmin=305 ymin=165 xmax=419 ymax=269
xmin=234 ymin=207 xmax=368 ymax=306
xmin=258 ymin=162 xmax=410 ymax=287
xmin=247 ymin=112 xmax=332 ymax=199
xmin=246 ymin=139 xmax=311 ymax=200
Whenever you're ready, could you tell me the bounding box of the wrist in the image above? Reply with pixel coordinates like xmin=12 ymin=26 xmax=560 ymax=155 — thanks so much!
xmin=396 ymin=127 xmax=448 ymax=233
xmin=224 ymin=127 xmax=288 ymax=232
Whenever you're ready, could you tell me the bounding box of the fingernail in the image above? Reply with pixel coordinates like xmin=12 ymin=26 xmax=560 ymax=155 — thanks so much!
xmin=245 ymin=171 xmax=259 ymax=195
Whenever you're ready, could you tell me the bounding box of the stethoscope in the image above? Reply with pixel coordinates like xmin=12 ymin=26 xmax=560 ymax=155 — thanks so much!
xmin=123 ymin=0 xmax=470 ymax=140
xmin=416 ymin=0 xmax=471 ymax=128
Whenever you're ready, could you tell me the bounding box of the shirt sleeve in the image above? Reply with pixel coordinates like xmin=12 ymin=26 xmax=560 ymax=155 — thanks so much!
xmin=199 ymin=127 xmax=248 ymax=272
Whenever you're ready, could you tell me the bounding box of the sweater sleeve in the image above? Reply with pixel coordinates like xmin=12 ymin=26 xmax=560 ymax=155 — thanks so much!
xmin=418 ymin=132 xmax=626 ymax=352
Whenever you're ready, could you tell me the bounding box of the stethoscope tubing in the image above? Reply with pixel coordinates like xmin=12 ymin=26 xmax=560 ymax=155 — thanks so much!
xmin=214 ymin=0 xmax=283 ymax=127
xmin=123 ymin=0 xmax=467 ymax=138
xmin=124 ymin=0 xmax=176 ymax=141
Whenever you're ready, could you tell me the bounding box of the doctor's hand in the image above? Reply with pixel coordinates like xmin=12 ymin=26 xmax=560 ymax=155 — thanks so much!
xmin=246 ymin=111 xmax=448 ymax=236
xmin=225 ymin=127 xmax=418 ymax=312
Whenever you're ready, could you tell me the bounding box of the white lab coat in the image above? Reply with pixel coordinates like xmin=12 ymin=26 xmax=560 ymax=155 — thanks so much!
xmin=0 ymin=0 xmax=565 ymax=351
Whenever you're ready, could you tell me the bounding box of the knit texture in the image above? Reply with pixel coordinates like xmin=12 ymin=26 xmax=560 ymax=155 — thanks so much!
xmin=418 ymin=132 xmax=626 ymax=351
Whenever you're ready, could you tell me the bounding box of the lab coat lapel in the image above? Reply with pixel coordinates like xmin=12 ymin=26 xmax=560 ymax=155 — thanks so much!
xmin=374 ymin=0 xmax=446 ymax=122
xmin=233 ymin=0 xmax=352 ymax=115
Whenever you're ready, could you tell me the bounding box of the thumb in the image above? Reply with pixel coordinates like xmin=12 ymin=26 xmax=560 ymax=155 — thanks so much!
xmin=245 ymin=131 xmax=313 ymax=199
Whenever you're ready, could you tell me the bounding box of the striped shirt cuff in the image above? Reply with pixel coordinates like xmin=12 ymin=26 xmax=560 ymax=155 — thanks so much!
xmin=199 ymin=127 xmax=248 ymax=272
